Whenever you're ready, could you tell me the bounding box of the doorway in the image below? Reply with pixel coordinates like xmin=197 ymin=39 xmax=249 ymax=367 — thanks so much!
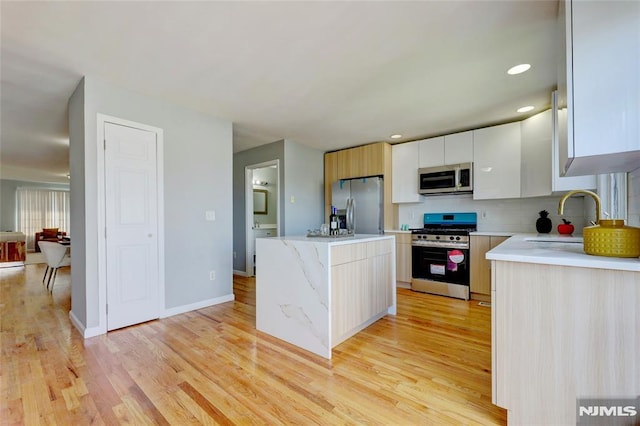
xmin=245 ymin=160 xmax=279 ymax=277
xmin=97 ymin=114 xmax=165 ymax=332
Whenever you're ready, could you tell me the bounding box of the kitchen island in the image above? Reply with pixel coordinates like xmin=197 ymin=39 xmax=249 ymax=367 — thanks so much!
xmin=256 ymin=234 xmax=396 ymax=359
xmin=487 ymin=234 xmax=639 ymax=424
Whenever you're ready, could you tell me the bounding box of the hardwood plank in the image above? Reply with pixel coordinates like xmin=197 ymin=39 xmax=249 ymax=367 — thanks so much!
xmin=0 ymin=265 xmax=506 ymax=425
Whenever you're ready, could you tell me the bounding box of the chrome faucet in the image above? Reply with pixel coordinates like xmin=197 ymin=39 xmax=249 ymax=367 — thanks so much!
xmin=558 ymin=189 xmax=601 ymax=223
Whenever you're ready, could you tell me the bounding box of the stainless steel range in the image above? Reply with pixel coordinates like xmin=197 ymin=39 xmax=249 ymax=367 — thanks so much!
xmin=411 ymin=212 xmax=477 ymax=300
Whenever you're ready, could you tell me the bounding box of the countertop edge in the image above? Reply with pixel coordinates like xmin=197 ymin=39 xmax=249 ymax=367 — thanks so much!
xmin=470 ymin=231 xmax=517 ymax=237
xmin=262 ymin=234 xmax=395 ymax=246
xmin=486 ymin=234 xmax=640 ymax=272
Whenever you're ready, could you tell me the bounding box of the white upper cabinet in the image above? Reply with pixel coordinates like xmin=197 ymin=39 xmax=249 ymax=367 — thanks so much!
xmin=521 ymin=107 xmax=596 ymax=198
xmin=551 ymin=92 xmax=596 ymax=192
xmin=520 ymin=110 xmax=552 ymax=198
xmin=392 ymin=141 xmax=421 ymax=203
xmin=418 ymin=137 xmax=445 ymax=168
xmin=473 ymin=123 xmax=521 ymax=200
xmin=560 ymin=0 xmax=640 ymax=176
xmin=444 ymin=131 xmax=473 ymax=164
xmin=418 ymin=131 xmax=473 ymax=168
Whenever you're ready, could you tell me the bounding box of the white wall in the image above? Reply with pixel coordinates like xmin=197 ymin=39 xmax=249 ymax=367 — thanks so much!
xmin=629 ymin=168 xmax=640 ymax=227
xmin=283 ymin=140 xmax=324 ymax=236
xmin=69 ymin=76 xmax=233 ymax=331
xmin=397 ymin=194 xmax=586 ymax=234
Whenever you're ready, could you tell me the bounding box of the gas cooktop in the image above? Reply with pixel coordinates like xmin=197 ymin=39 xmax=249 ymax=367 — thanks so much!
xmin=411 ymin=212 xmax=477 ymax=235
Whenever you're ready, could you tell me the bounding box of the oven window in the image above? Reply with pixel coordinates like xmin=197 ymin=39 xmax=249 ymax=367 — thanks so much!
xmin=412 ymin=246 xmax=469 ymax=285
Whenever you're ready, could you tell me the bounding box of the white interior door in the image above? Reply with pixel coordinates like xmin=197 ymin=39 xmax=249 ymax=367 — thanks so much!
xmin=105 ymin=122 xmax=160 ymax=331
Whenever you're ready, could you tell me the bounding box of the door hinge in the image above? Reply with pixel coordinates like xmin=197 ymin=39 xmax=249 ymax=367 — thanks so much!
xmin=105 ymin=227 xmax=107 ymax=238
xmin=104 ymin=139 xmax=106 ymax=150
xmin=106 ymin=304 xmax=108 ymax=314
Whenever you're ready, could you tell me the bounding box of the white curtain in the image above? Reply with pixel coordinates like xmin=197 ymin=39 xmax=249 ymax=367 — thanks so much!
xmin=16 ymin=188 xmax=70 ymax=251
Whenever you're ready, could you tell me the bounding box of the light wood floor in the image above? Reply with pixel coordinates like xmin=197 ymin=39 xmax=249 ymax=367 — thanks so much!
xmin=1 ymin=264 xmax=506 ymax=425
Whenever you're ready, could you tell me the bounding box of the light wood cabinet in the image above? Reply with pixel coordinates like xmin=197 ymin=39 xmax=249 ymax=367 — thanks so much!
xmin=470 ymin=235 xmax=508 ymax=299
xmin=336 ymin=149 xmax=353 ymax=179
xmin=473 ymin=122 xmax=521 ymax=200
xmin=492 ymin=260 xmax=640 ymax=424
xmin=385 ymin=232 xmax=412 ymax=283
xmin=331 ymin=238 xmax=394 ymax=346
xmin=560 ymin=0 xmax=640 ymax=176
xmin=359 ymin=143 xmax=386 ymax=177
xmin=391 ymin=142 xmax=420 ymax=203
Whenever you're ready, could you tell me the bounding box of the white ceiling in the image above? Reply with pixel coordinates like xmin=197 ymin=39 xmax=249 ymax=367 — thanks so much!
xmin=1 ymin=0 xmax=559 ymax=184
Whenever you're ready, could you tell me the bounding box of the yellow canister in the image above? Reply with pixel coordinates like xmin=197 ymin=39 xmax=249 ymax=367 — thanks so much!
xmin=583 ymin=219 xmax=640 ymax=258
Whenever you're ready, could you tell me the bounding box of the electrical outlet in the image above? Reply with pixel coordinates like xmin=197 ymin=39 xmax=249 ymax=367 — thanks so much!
xmin=205 ymin=210 xmax=216 ymax=221
xmin=209 ymin=270 xmax=216 ymax=281
xmin=290 ymin=195 xmax=295 ymax=203
xmin=233 ymin=251 xmax=236 ymax=259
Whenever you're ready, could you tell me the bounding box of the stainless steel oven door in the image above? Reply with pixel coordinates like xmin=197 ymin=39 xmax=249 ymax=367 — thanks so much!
xmin=411 ymin=245 xmax=470 ymax=286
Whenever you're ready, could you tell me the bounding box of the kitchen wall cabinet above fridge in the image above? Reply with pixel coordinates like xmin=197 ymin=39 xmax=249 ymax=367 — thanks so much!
xmin=558 ymin=0 xmax=640 ymax=176
xmin=324 ymin=142 xmax=393 ymax=229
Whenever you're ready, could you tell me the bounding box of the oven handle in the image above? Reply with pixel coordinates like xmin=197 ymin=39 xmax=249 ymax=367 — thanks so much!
xmin=412 ymin=242 xmax=470 ymax=249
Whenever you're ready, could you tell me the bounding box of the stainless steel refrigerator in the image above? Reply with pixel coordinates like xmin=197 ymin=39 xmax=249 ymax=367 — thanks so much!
xmin=331 ymin=176 xmax=383 ymax=235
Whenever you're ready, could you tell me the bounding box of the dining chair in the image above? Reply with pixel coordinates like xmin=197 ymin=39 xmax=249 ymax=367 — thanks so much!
xmin=38 ymin=241 xmax=71 ymax=292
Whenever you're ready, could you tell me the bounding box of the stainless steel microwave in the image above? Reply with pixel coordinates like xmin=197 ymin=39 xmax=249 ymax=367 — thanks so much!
xmin=418 ymin=162 xmax=473 ymax=195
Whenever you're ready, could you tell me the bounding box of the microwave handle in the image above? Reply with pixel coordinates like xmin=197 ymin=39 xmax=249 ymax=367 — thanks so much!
xmin=454 ymin=166 xmax=460 ymax=188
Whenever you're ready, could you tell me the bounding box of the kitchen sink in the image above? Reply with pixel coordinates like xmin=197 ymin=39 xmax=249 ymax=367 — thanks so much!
xmin=524 ymin=236 xmax=583 ymax=243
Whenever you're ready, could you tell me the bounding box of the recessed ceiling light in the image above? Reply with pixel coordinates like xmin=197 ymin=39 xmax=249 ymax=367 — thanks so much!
xmin=517 ymin=106 xmax=535 ymax=113
xmin=390 ymin=134 xmax=402 ymax=139
xmin=507 ymin=64 xmax=531 ymax=75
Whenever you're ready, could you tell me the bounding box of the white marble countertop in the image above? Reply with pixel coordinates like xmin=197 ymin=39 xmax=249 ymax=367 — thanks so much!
xmin=470 ymin=231 xmax=517 ymax=237
xmin=384 ymin=229 xmax=412 ymax=234
xmin=272 ymin=234 xmax=394 ymax=246
xmin=486 ymin=234 xmax=640 ymax=272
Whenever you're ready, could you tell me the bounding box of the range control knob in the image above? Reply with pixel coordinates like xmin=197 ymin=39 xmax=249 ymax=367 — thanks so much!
xmin=456 ymin=236 xmax=461 ymax=241
xmin=449 ymin=236 xmax=454 ymax=240
xmin=435 ymin=236 xmax=440 ymax=240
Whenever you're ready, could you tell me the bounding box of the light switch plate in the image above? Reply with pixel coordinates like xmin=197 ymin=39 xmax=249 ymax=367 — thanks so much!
xmin=205 ymin=210 xmax=215 ymax=221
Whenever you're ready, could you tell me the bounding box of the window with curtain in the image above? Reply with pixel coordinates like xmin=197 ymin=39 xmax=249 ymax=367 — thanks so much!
xmin=16 ymin=188 xmax=70 ymax=251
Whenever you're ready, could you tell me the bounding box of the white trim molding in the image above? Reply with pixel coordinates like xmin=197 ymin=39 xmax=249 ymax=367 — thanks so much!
xmin=162 ymin=294 xmax=235 ymax=318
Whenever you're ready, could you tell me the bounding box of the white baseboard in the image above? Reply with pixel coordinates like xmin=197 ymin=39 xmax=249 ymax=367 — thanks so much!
xmin=69 ymin=310 xmax=105 ymax=338
xmin=162 ymin=293 xmax=235 ymax=318
xmin=396 ymin=281 xmax=411 ymax=289
xmin=70 ymin=295 xmax=236 ymax=339
xmin=233 ymin=269 xmax=248 ymax=277
xmin=0 ymin=261 xmax=25 ymax=268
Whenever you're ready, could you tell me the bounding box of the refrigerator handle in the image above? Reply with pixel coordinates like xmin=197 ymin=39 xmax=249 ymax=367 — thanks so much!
xmin=345 ymin=198 xmax=351 ymax=232
xmin=347 ymin=197 xmax=356 ymax=233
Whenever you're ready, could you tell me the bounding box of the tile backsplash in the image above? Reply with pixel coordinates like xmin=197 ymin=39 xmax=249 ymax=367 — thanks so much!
xmin=629 ymin=168 xmax=640 ymax=227
xmin=397 ymin=194 xmax=586 ymax=233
